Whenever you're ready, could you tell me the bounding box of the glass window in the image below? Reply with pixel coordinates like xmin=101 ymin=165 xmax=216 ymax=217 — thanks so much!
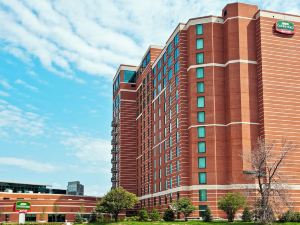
xmin=197 ymin=111 xmax=205 ymax=123
xmin=196 ymin=68 xmax=204 ymax=78
xmin=174 ymin=33 xmax=179 ymax=46
xmin=196 ymin=24 xmax=203 ymax=35
xmin=198 ymin=172 xmax=206 ymax=184
xmin=176 ymin=147 xmax=180 ymax=157
xmin=158 ymin=72 xmax=161 ymax=81
xmin=163 ymin=53 xmax=167 ymax=62
xmin=198 ymin=157 xmax=206 ymax=168
xmin=175 ymin=76 xmax=179 ymax=86
xmin=176 ymin=160 xmax=180 ymax=171
xmin=174 ymin=62 xmax=180 ymax=74
xmin=177 ymin=175 xmax=180 ymax=186
xmin=198 ymin=142 xmax=206 ymax=153
xmin=199 ymin=205 xmax=207 ymax=217
xmin=167 ymin=42 xmax=173 ymax=54
xmin=197 ymin=82 xmax=204 ymax=93
xmin=198 ymin=127 xmax=206 ymax=138
xmin=196 ymin=39 xmax=204 ymax=49
xmin=196 ymin=53 xmax=204 ymax=64
xmin=174 ymin=48 xmax=179 ymax=60
xmin=124 ymin=70 xmax=136 ymax=83
xmin=199 ymin=190 xmax=207 ymax=201
xmin=153 ymin=78 xmax=156 ymax=87
xmin=158 ymin=59 xmax=162 ymax=69
xmin=163 ymin=66 xmax=167 ymax=75
xmin=153 ymin=67 xmax=157 ymax=75
xmin=197 ymin=96 xmax=205 ymax=108
xmin=168 ymin=69 xmax=173 ymax=80
xmin=168 ymin=57 xmax=173 ymax=67
xmin=163 ymin=78 xmax=167 ymax=88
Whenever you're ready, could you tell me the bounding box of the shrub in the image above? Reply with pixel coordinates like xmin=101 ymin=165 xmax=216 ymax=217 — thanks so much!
xmin=149 ymin=209 xmax=161 ymax=221
xmin=242 ymin=207 xmax=253 ymax=222
xmin=125 ymin=216 xmax=139 ymax=221
xmin=74 ymin=213 xmax=83 ymax=223
xmin=172 ymin=197 xmax=196 ymax=221
xmin=163 ymin=208 xmax=175 ymax=221
xmin=218 ymin=192 xmax=246 ymax=222
xmin=138 ymin=208 xmax=149 ymax=221
xmin=202 ymin=206 xmax=213 ymax=222
xmin=279 ymin=210 xmax=300 ymax=222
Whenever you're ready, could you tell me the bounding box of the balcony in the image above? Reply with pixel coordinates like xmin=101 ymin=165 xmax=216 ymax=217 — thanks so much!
xmin=111 ymin=147 xmax=119 ymax=154
xmin=111 ymin=167 xmax=118 ymax=173
xmin=111 ymin=139 xmax=118 ymax=145
xmin=111 ymin=130 xmax=118 ymax=136
xmin=111 ymin=157 xmax=118 ymax=163
xmin=111 ymin=120 xmax=118 ymax=127
xmin=111 ymin=176 xmax=118 ymax=182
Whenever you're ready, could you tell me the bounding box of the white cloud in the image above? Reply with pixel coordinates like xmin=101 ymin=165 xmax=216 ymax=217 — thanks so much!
xmin=15 ymin=79 xmax=38 ymax=92
xmin=61 ymin=134 xmax=111 ymax=163
xmin=0 ymin=90 xmax=9 ymax=97
xmin=0 ymin=99 xmax=45 ymax=137
xmin=84 ymin=184 xmax=110 ymax=197
xmin=0 ymin=79 xmax=12 ymax=89
xmin=0 ymin=0 xmax=299 ymax=81
xmin=0 ymin=157 xmax=57 ymax=172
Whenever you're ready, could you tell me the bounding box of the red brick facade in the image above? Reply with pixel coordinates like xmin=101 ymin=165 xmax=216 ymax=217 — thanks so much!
xmin=112 ymin=2 xmax=300 ymax=218
xmin=0 ymin=193 xmax=98 ymax=222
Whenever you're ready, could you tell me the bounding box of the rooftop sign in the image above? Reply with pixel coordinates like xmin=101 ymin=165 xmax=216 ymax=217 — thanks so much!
xmin=275 ymin=20 xmax=295 ymax=34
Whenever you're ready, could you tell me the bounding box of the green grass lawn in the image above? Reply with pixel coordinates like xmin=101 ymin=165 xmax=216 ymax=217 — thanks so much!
xmin=87 ymin=222 xmax=300 ymax=225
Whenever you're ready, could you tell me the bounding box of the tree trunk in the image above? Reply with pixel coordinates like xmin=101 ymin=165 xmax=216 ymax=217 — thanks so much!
xmin=114 ymin=212 xmax=119 ymax=222
xmin=228 ymin=212 xmax=234 ymax=222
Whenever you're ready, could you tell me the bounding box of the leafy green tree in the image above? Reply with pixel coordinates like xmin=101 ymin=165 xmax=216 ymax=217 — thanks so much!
xmin=138 ymin=208 xmax=149 ymax=221
xmin=242 ymin=207 xmax=253 ymax=222
xmin=217 ymin=192 xmax=246 ymax=222
xmin=163 ymin=208 xmax=175 ymax=221
xmin=202 ymin=206 xmax=213 ymax=222
xmin=149 ymin=209 xmax=161 ymax=221
xmin=172 ymin=197 xmax=196 ymax=221
xmin=96 ymin=187 xmax=138 ymax=222
xmin=74 ymin=213 xmax=83 ymax=223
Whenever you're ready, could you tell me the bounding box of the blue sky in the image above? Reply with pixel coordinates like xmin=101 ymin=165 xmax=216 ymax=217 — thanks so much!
xmin=0 ymin=0 xmax=299 ymax=196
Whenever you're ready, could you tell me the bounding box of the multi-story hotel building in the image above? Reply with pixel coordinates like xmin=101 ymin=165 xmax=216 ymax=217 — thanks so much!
xmin=111 ymin=2 xmax=300 ymax=217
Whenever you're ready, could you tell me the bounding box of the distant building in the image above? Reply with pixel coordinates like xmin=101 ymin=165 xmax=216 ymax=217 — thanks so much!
xmin=0 ymin=181 xmax=66 ymax=194
xmin=0 ymin=192 xmax=98 ymax=223
xmin=67 ymin=181 xmax=84 ymax=196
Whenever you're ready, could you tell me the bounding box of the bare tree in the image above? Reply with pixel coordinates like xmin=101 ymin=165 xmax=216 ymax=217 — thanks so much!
xmin=245 ymin=137 xmax=296 ymax=224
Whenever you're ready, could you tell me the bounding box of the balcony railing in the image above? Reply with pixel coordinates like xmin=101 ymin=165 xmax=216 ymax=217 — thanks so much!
xmin=111 ymin=147 xmax=119 ymax=154
xmin=111 ymin=130 xmax=118 ymax=136
xmin=111 ymin=158 xmax=118 ymax=163
xmin=111 ymin=120 xmax=118 ymax=127
xmin=111 ymin=139 xmax=118 ymax=145
xmin=111 ymin=167 xmax=118 ymax=173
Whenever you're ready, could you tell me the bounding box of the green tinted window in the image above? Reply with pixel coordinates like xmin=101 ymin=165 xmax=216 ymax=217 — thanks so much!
xmin=196 ymin=53 xmax=204 ymax=64
xmin=197 ymin=112 xmax=205 ymax=123
xmin=198 ymin=172 xmax=206 ymax=184
xmin=197 ymin=127 xmax=206 ymax=138
xmin=196 ymin=68 xmax=204 ymax=78
xmin=197 ymin=96 xmax=205 ymax=108
xmin=198 ymin=157 xmax=206 ymax=168
xmin=196 ymin=39 xmax=204 ymax=49
xmin=197 ymin=82 xmax=204 ymax=93
xmin=198 ymin=142 xmax=206 ymax=153
xmin=199 ymin=190 xmax=207 ymax=201
xmin=199 ymin=205 xmax=207 ymax=217
xmin=196 ymin=24 xmax=203 ymax=35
